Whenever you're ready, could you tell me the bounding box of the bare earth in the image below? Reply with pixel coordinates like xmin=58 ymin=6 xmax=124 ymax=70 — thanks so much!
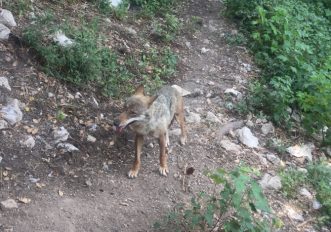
xmin=0 ymin=0 xmax=323 ymax=231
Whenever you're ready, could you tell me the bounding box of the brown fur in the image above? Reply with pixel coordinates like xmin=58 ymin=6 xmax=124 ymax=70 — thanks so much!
xmin=115 ymin=85 xmax=187 ymax=178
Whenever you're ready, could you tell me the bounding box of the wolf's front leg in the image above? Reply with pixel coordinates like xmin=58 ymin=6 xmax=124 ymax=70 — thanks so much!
xmin=159 ymin=133 xmax=169 ymax=176
xmin=128 ymin=134 xmax=144 ymax=178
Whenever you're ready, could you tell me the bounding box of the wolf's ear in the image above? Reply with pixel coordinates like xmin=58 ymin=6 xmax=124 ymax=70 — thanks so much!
xmin=134 ymin=84 xmax=145 ymax=95
xmin=147 ymin=95 xmax=158 ymax=107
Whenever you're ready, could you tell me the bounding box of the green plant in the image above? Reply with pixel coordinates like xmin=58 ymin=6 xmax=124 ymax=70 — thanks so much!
xmin=129 ymin=0 xmax=175 ymax=17
xmin=155 ymin=166 xmax=279 ymax=231
xmin=151 ymin=13 xmax=181 ymax=42
xmin=266 ymin=138 xmax=287 ymax=155
xmin=56 ymin=110 xmax=67 ymax=121
xmin=307 ymin=160 xmax=331 ymax=224
xmin=280 ymin=168 xmax=307 ymax=198
xmin=224 ymin=0 xmax=331 ymax=139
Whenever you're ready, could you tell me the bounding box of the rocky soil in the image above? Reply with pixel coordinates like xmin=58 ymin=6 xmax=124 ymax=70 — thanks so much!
xmin=0 ymin=0 xmax=329 ymax=231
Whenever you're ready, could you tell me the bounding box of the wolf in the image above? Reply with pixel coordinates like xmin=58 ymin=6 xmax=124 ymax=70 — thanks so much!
xmin=114 ymin=85 xmax=187 ymax=178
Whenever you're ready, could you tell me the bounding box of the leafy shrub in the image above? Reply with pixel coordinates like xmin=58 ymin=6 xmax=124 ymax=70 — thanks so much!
xmin=154 ymin=166 xmax=279 ymax=231
xmin=224 ymin=0 xmax=331 ymax=140
xmin=151 ymin=13 xmax=181 ymax=42
xmin=307 ymin=160 xmax=331 ymax=224
xmin=280 ymin=160 xmax=331 ymax=226
xmin=280 ymin=168 xmax=307 ymax=198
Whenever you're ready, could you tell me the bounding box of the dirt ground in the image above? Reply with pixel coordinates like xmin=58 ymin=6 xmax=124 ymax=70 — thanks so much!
xmin=0 ymin=0 xmax=326 ymax=231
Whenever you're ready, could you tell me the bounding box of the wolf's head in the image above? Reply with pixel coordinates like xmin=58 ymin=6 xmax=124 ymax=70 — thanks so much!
xmin=114 ymin=85 xmax=157 ymax=133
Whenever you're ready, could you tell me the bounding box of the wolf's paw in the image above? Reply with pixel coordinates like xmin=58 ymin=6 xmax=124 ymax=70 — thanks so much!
xmin=180 ymin=136 xmax=187 ymax=145
xmin=159 ymin=166 xmax=169 ymax=177
xmin=128 ymin=169 xmax=139 ymax=178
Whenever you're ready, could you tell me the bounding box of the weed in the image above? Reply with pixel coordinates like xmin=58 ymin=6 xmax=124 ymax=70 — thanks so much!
xmin=129 ymin=0 xmax=175 ymax=17
xmin=151 ymin=13 xmax=181 ymax=43
xmin=155 ymin=165 xmax=280 ymax=231
xmin=266 ymin=138 xmax=288 ymax=156
xmin=224 ymin=0 xmax=331 ymax=138
xmin=307 ymin=160 xmax=331 ymax=225
xmin=280 ymin=168 xmax=307 ymax=198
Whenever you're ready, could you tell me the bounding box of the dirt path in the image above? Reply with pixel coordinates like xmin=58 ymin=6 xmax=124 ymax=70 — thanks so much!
xmin=0 ymin=1 xmax=318 ymax=232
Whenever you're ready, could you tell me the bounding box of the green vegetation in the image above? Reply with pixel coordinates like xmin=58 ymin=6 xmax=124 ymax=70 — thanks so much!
xmin=280 ymin=160 xmax=331 ymax=225
xmin=224 ymin=0 xmax=331 ymax=142
xmin=129 ymin=0 xmax=176 ymax=17
xmin=21 ymin=11 xmax=178 ymax=97
xmin=155 ymin=166 xmax=280 ymax=231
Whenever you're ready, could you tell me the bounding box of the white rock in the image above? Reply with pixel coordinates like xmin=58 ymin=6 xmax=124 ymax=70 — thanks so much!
xmin=201 ymin=47 xmax=209 ymax=54
xmin=312 ymin=200 xmax=322 ymax=210
xmin=186 ymin=112 xmax=201 ymax=123
xmin=285 ymin=204 xmax=304 ymax=222
xmin=0 ymin=156 xmax=2 ymax=163
xmin=1 ymin=199 xmax=18 ymax=209
xmin=0 ymin=23 xmax=10 ymax=41
xmin=48 ymin=92 xmax=55 ymax=98
xmin=206 ymin=111 xmax=221 ymax=123
xmin=126 ymin=27 xmax=137 ymax=35
xmin=224 ymin=88 xmax=241 ymax=97
xmin=53 ymin=30 xmax=75 ymax=47
xmin=0 ymin=76 xmax=11 ymax=91
xmin=246 ymin=120 xmax=254 ymax=128
xmin=299 ymin=188 xmax=313 ymax=200
xmin=0 ymin=9 xmax=17 ymax=27
xmin=220 ymin=139 xmax=241 ymax=153
xmin=185 ymin=41 xmax=191 ymax=48
xmin=20 ymin=135 xmax=36 ymax=149
xmin=259 ymin=173 xmax=282 ymax=190
xmin=107 ymin=0 xmax=122 ymax=7
xmin=0 ymin=119 xmax=8 ymax=129
xmin=171 ymin=85 xmax=191 ymax=96
xmin=236 ymin=126 xmax=259 ymax=148
xmin=57 ymin=143 xmax=79 ymax=152
xmin=53 ymin=127 xmax=69 ymax=144
xmin=87 ymin=134 xmax=96 ymax=143
xmin=261 ymin=122 xmax=275 ymax=135
xmin=0 ymin=99 xmax=23 ymax=125
xmin=266 ymin=154 xmax=281 ymax=165
xmin=298 ymin=167 xmax=308 ymax=173
xmin=287 ymin=143 xmax=314 ymax=161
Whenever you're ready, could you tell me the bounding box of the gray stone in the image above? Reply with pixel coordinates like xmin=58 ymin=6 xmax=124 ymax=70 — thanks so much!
xmin=224 ymin=88 xmax=242 ymax=98
xmin=126 ymin=27 xmax=137 ymax=36
xmin=206 ymin=111 xmax=220 ymax=123
xmin=286 ymin=205 xmax=304 ymax=222
xmin=0 ymin=76 xmax=11 ymax=91
xmin=236 ymin=127 xmax=259 ymax=148
xmin=259 ymin=173 xmax=282 ymax=190
xmin=312 ymin=200 xmax=322 ymax=210
xmin=0 ymin=24 xmax=10 ymax=40
xmin=299 ymin=188 xmax=313 ymax=200
xmin=0 ymin=99 xmax=23 ymax=125
xmin=20 ymin=135 xmax=35 ymax=149
xmin=0 ymin=9 xmax=17 ymax=28
xmin=0 ymin=120 xmax=8 ymax=129
xmin=169 ymin=128 xmax=181 ymax=137
xmin=246 ymin=120 xmax=254 ymax=128
xmin=107 ymin=0 xmax=122 ymax=7
xmin=266 ymin=154 xmax=281 ymax=165
xmin=287 ymin=143 xmax=314 ymax=161
xmin=201 ymin=47 xmax=209 ymax=54
xmin=186 ymin=112 xmax=201 ymax=123
xmin=53 ymin=127 xmax=69 ymax=144
xmin=1 ymin=199 xmax=18 ymax=209
xmin=261 ymin=122 xmax=275 ymax=135
xmin=87 ymin=134 xmax=96 ymax=143
xmin=53 ymin=30 xmax=75 ymax=47
xmin=220 ymin=139 xmax=241 ymax=153
xmin=57 ymin=143 xmax=79 ymax=152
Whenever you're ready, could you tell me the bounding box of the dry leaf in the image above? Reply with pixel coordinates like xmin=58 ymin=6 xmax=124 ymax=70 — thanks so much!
xmin=36 ymin=183 xmax=46 ymax=188
xmin=3 ymin=170 xmax=8 ymax=177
